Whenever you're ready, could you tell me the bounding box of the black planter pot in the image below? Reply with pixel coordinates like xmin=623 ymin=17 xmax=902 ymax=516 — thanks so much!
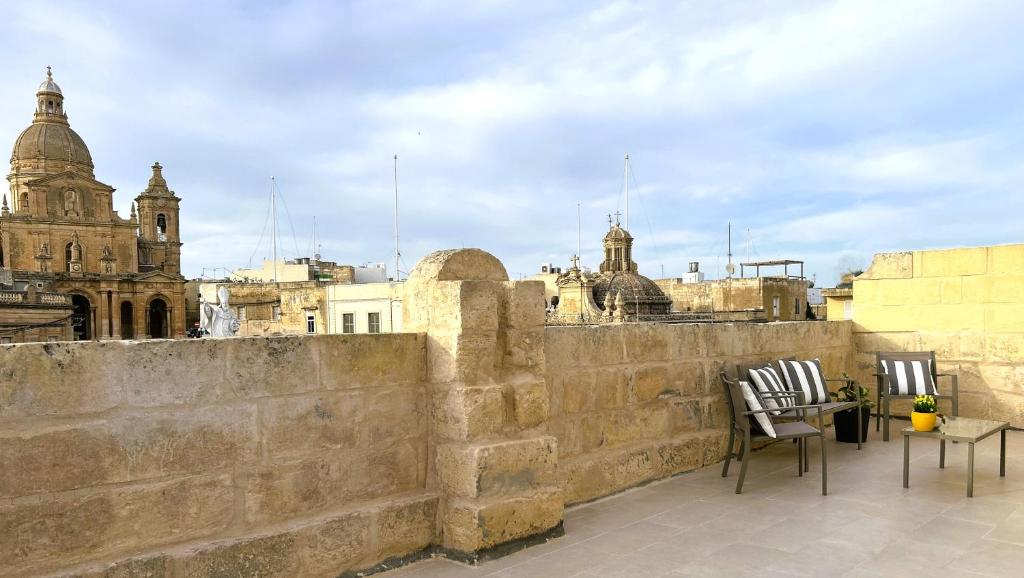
xmin=834 ymin=407 xmax=870 ymax=443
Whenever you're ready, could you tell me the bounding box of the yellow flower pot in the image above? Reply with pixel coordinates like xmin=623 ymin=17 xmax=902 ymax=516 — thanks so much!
xmin=911 ymin=411 xmax=937 ymax=432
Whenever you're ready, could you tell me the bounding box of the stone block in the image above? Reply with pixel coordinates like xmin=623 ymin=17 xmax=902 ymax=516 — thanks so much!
xmin=506 ymin=280 xmax=547 ymax=329
xmin=918 ymin=333 xmax=960 ymax=361
xmin=985 ymin=334 xmax=1024 ymax=363
xmin=668 ymin=324 xmax=706 ymax=358
xmin=364 ymin=385 xmax=426 ymax=446
xmin=244 ymin=455 xmax=351 ymax=525
xmin=960 ymin=333 xmax=986 ymax=361
xmin=0 ymin=475 xmax=233 ymax=575
xmin=432 ymin=385 xmax=505 ymax=441
xmin=542 ymin=327 xmax=580 ymax=369
xmin=988 ymin=244 xmax=1024 ymax=275
xmin=504 ymin=328 xmax=546 ymax=372
xmin=861 ymin=251 xmax=913 ymax=280
xmin=561 ymin=371 xmax=594 ymax=414
xmin=985 ymin=304 xmax=1024 ymax=333
xmin=348 ymin=440 xmax=422 ymax=501
xmin=437 ymin=437 xmax=557 ymax=499
xmin=668 ymin=361 xmax=708 ymax=397
xmin=1 ymin=404 xmax=257 ymax=498
xmin=631 ymin=365 xmax=670 ymax=402
xmin=0 ymin=341 xmax=123 ymax=418
xmin=122 ymin=338 xmax=230 ymax=408
xmin=919 ymin=247 xmax=988 ymax=277
xmin=700 ymin=396 xmax=730 ymax=430
xmin=376 ymin=494 xmax=438 ymax=560
xmin=223 ymin=335 xmax=320 ymax=397
xmin=852 ymin=331 xmax=918 ymax=354
xmin=669 ymin=398 xmax=702 ymax=434
xmin=941 ymin=278 xmax=963 ymax=304
xmin=261 ymin=391 xmax=363 ymax=458
xmin=297 ymin=511 xmax=372 ymax=576
xmin=621 ymin=325 xmax=670 ymax=362
xmin=454 ymin=332 xmax=499 ymax=384
xmin=458 ymin=280 xmax=501 ymax=331
xmin=594 ymin=368 xmax=628 ymax=409
xmin=444 ymin=488 xmax=563 ymax=553
xmin=319 ymin=333 xmax=426 ymax=389
xmin=510 ymin=380 xmax=549 ymax=429
xmin=179 ymin=533 xmax=300 ymax=578
xmin=547 ymin=418 xmax=582 ymax=458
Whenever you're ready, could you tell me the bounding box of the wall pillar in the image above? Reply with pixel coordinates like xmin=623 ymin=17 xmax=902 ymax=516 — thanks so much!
xmin=405 ymin=249 xmax=562 ymax=561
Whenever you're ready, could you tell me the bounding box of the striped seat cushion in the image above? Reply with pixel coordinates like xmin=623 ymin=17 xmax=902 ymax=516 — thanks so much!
xmin=739 ymin=380 xmax=776 ymax=438
xmin=747 ymin=366 xmax=794 ymax=415
xmin=881 ymin=359 xmax=937 ymax=395
xmin=778 ymin=359 xmax=831 ymax=405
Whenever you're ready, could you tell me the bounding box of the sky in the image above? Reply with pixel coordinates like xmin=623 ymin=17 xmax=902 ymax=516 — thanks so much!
xmin=1 ymin=0 xmax=1022 ymax=285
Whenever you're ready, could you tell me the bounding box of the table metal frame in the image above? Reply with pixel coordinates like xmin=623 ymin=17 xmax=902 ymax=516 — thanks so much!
xmin=902 ymin=416 xmax=1009 ymax=498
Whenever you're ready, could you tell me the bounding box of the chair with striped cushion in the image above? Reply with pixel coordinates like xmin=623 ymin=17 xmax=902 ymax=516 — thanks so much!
xmin=775 ymin=357 xmax=865 ymax=451
xmin=875 ymin=351 xmax=959 ymax=441
xmin=719 ymin=370 xmax=827 ymax=495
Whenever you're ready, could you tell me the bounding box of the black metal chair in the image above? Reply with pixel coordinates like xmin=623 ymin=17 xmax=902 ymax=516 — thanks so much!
xmin=875 ymin=351 xmax=959 ymax=441
xmin=720 ymin=371 xmax=828 ymax=495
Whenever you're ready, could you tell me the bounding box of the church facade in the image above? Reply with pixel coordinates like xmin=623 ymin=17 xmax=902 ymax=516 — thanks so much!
xmin=1 ymin=68 xmax=185 ymax=339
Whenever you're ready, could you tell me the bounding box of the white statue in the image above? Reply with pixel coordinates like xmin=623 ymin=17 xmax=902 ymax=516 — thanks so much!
xmin=199 ymin=287 xmax=241 ymax=337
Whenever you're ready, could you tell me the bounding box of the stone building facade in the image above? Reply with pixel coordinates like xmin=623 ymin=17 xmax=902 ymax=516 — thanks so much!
xmin=655 ymin=275 xmax=810 ymax=321
xmin=1 ymin=68 xmax=185 ymax=339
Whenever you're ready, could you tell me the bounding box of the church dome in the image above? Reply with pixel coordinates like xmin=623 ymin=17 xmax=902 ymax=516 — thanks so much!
xmin=11 ymin=122 xmax=93 ymax=167
xmin=9 ymin=67 xmax=94 ymax=172
xmin=592 ymin=271 xmax=672 ymax=315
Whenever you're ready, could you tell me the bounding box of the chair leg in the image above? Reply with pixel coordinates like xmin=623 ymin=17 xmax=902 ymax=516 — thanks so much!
xmin=803 ymin=433 xmax=810 ymax=473
xmin=797 ymin=438 xmax=803 ymax=476
xmin=736 ymin=431 xmax=751 ymax=494
xmin=820 ymin=434 xmax=828 ymax=496
xmin=884 ymin=396 xmax=892 ymax=442
xmin=722 ymin=427 xmax=736 ymax=477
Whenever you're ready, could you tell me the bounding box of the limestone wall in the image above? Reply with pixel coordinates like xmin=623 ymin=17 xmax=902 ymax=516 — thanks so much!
xmin=852 ymin=244 xmax=1024 ymax=424
xmin=0 ymin=334 xmax=432 ymax=577
xmin=545 ymin=321 xmax=853 ymax=504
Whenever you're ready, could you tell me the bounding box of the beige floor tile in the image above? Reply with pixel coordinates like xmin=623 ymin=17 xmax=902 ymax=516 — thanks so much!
xmin=946 ymin=540 xmax=1024 ymax=576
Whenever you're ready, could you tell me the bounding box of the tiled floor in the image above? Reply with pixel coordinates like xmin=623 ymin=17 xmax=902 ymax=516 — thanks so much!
xmin=382 ymin=426 xmax=1024 ymax=577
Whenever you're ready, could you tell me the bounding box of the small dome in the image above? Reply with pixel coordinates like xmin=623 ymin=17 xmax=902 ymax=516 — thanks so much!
xmin=12 ymin=122 xmax=93 ymax=167
xmin=603 ymin=225 xmax=633 ymax=242
xmin=37 ymin=67 xmax=61 ymax=95
xmin=593 ymin=271 xmax=672 ymax=315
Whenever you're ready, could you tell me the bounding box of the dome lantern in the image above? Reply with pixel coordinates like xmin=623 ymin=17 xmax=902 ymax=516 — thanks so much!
xmin=35 ymin=66 xmax=67 ymax=122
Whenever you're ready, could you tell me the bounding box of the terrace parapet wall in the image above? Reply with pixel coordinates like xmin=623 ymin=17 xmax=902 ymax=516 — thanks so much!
xmin=851 ymin=244 xmax=1024 ymax=425
xmin=1 ymin=247 xmax=858 ymax=577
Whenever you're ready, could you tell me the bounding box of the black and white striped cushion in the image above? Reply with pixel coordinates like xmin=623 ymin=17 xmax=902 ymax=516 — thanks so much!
xmin=881 ymin=359 xmax=937 ymax=395
xmin=778 ymin=359 xmax=831 ymax=405
xmin=748 ymin=366 xmax=793 ymax=415
xmin=739 ymin=380 xmax=776 ymax=438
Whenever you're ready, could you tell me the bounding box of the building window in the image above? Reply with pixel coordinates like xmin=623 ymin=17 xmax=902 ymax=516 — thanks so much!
xmin=18 ymin=192 xmax=28 ymax=211
xmin=771 ymin=295 xmax=780 ymax=319
xmin=306 ymin=313 xmax=316 ymax=334
xmin=368 ymin=312 xmax=381 ymax=334
xmin=794 ymin=298 xmax=801 ymax=316
xmin=237 ymin=305 xmax=246 ymax=320
xmin=0 ymin=337 xmax=12 ymax=344
xmin=342 ymin=313 xmax=355 ymax=334
xmin=272 ymin=305 xmax=281 ymax=321
xmin=843 ymin=300 xmax=854 ymax=321
xmin=156 ymin=214 xmax=167 ymax=241
xmin=47 ymin=336 xmax=58 ymax=342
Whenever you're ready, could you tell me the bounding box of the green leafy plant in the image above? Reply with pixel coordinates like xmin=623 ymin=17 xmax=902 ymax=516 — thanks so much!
xmin=830 ymin=372 xmax=874 ymax=409
xmin=913 ymin=395 xmax=937 ymax=413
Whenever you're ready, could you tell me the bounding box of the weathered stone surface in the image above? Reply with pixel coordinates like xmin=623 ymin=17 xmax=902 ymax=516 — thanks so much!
xmin=1 ymin=404 xmax=257 ymax=498
xmin=376 ymin=494 xmax=438 ymax=560
xmin=510 ymin=381 xmax=549 ymax=429
xmin=123 ymin=338 xmax=230 ymax=407
xmin=223 ymin=335 xmax=320 ymax=398
xmin=260 ymin=390 xmax=364 ymax=458
xmin=179 ymin=533 xmax=300 ymax=578
xmin=320 ymin=333 xmax=427 ymax=389
xmin=0 ymin=341 xmax=124 ymax=418
xmin=297 ymin=511 xmax=372 ymax=576
xmin=365 ymin=385 xmax=426 ymax=446
xmin=431 ymin=385 xmax=504 ymax=441
xmin=632 ymin=365 xmax=670 ymax=402
xmin=63 ymin=554 xmax=170 ymax=578
xmin=507 ymin=280 xmax=546 ymax=329
xmin=0 ymin=475 xmax=233 ymax=575
xmin=444 ymin=488 xmax=563 ymax=552
xmin=437 ymin=437 xmax=557 ymax=499
xmin=244 ymin=455 xmax=351 ymax=525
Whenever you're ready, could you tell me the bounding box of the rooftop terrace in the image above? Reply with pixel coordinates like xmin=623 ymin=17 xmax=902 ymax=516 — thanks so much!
xmin=386 ymin=431 xmax=1024 ymax=577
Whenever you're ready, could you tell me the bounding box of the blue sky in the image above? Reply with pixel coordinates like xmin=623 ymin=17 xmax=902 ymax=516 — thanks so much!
xmin=2 ymin=0 xmax=1022 ymax=284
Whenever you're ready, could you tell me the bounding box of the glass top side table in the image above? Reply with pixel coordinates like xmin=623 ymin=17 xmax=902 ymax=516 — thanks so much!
xmin=902 ymin=416 xmax=1009 ymax=497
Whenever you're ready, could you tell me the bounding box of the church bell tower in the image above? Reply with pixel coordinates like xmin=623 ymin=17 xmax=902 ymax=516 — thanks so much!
xmin=135 ymin=162 xmax=182 ymax=274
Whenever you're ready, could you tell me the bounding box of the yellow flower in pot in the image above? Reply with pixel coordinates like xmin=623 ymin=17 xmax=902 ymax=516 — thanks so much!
xmin=912 ymin=395 xmax=938 ymax=432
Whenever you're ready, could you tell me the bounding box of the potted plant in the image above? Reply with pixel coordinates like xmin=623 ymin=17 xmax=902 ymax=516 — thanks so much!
xmin=912 ymin=394 xmax=938 ymax=432
xmin=830 ymin=374 xmax=873 ymax=443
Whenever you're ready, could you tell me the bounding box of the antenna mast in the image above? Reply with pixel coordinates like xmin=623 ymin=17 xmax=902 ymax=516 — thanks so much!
xmin=623 ymin=153 xmax=630 ymax=230
xmin=271 ymin=176 xmax=278 ymax=282
xmin=393 ymin=154 xmax=401 ymax=282
xmin=725 ymin=222 xmax=735 ymax=279
xmin=576 ymin=201 xmax=581 ymax=264
xmin=313 ymin=216 xmax=320 ymax=261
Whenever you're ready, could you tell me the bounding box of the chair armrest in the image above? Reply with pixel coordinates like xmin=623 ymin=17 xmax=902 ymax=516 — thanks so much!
xmin=935 ymin=373 xmax=957 ymax=378
xmin=759 ymin=391 xmax=799 ymax=399
xmin=744 ymin=404 xmax=823 ymax=416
